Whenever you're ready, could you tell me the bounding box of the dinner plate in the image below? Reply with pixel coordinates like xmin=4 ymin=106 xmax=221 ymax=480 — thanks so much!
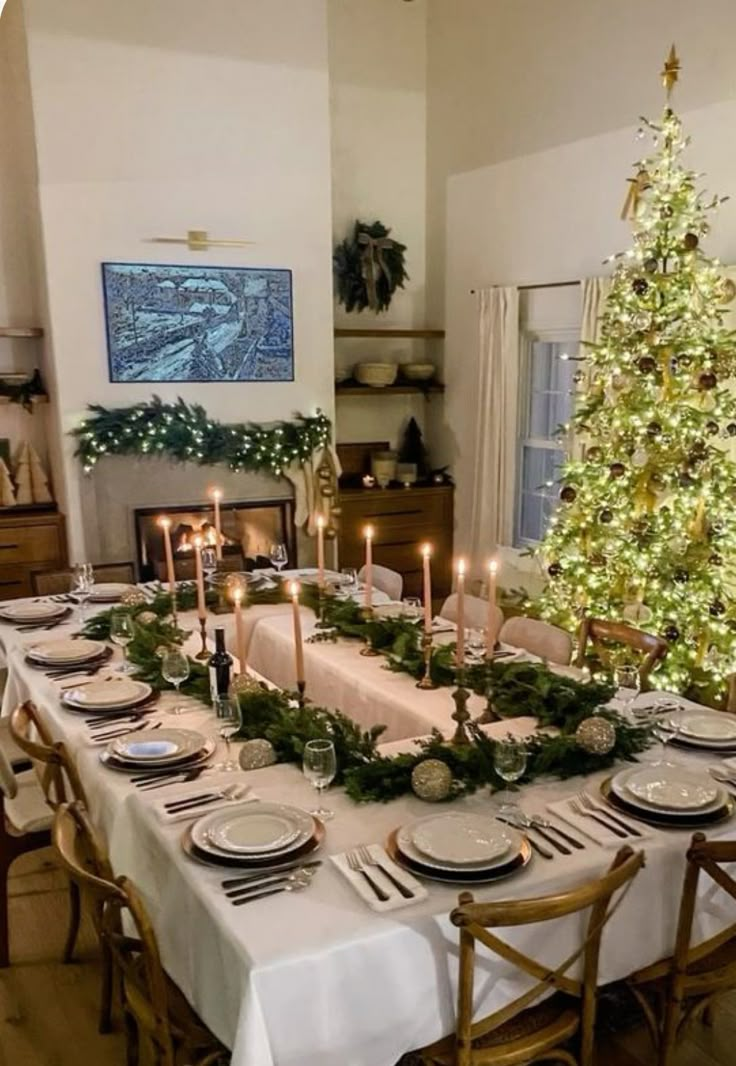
xmin=194 ymin=802 xmax=314 ymax=856
xmin=27 ymin=638 xmax=107 ymax=665
xmin=387 ymin=829 xmax=532 ymax=884
xmin=99 ymin=738 xmax=216 ymax=774
xmin=182 ymin=819 xmax=324 ymax=870
xmin=111 ymin=728 xmax=205 ymax=764
xmin=601 ymin=777 xmax=734 ymax=829
xmin=0 ymin=601 xmax=69 ymax=622
xmin=619 ymin=765 xmax=720 ymax=812
xmin=64 ymin=678 xmax=152 ymax=709
xmin=409 ymin=812 xmax=513 ymax=866
xmin=671 ymin=733 xmax=736 ymax=754
xmin=397 ymin=820 xmax=522 ymax=873
xmin=88 ymin=583 xmax=135 ymax=602
xmin=668 ymin=710 xmax=736 ymax=743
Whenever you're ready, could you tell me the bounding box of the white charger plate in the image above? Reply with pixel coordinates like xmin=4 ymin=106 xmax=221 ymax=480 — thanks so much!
xmin=668 ymin=710 xmax=736 ymax=743
xmin=110 ymin=728 xmax=206 ymax=765
xmin=410 ymin=812 xmax=513 ymax=866
xmin=193 ymin=802 xmax=313 ymax=857
xmin=88 ymin=583 xmax=135 ymax=602
xmin=398 ymin=819 xmax=522 ymax=873
xmin=64 ymin=678 xmax=152 ymax=709
xmin=1 ymin=601 xmax=68 ymax=622
xmin=27 ymin=638 xmax=106 ymax=664
xmin=614 ymin=766 xmax=722 ymax=813
xmin=100 ymin=738 xmax=215 ymax=773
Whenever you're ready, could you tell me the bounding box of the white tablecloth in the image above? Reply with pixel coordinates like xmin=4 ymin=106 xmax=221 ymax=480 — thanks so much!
xmin=1 ymin=599 xmax=734 ymax=1066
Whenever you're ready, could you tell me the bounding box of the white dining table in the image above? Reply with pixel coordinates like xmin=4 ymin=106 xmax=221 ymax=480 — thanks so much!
xmin=1 ymin=595 xmax=734 ymax=1066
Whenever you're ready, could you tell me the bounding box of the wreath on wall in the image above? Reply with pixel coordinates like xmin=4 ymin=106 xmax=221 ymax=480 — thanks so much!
xmin=333 ymin=220 xmax=409 ymax=313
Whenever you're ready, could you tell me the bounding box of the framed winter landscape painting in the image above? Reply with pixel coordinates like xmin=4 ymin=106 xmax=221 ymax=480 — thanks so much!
xmin=101 ymin=262 xmax=294 ymax=382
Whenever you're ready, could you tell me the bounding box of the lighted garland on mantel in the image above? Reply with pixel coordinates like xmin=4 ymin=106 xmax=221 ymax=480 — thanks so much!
xmin=71 ymin=397 xmax=333 ymax=476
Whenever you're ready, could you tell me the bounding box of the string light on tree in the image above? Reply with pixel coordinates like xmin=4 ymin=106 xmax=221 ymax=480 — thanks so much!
xmin=539 ymin=48 xmax=736 ymax=702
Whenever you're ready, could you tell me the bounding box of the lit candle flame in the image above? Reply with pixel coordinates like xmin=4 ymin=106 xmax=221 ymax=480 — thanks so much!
xmin=233 ymin=587 xmax=243 ymax=605
xmin=209 ymin=487 xmax=223 ymax=501
xmin=193 ymin=534 xmax=203 ymax=549
xmin=316 ymin=514 xmax=325 ymax=529
xmin=158 ymin=516 xmax=171 ymax=529
xmin=488 ymin=559 xmax=498 ymax=575
xmin=457 ymin=558 xmax=466 ymax=576
xmin=420 ymin=542 xmax=432 ymax=558
xmin=364 ymin=524 xmax=374 ymax=540
xmin=288 ymin=580 xmax=301 ymax=598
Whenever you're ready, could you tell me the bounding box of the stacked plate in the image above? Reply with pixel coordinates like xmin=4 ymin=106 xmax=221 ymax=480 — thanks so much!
xmin=184 ymin=801 xmax=324 ymax=870
xmin=26 ymin=637 xmax=111 ymax=671
xmin=665 ymin=708 xmax=736 ymax=755
xmin=100 ymin=727 xmax=214 ymax=774
xmin=62 ymin=676 xmax=154 ymax=716
xmin=601 ymin=765 xmax=734 ymax=829
xmin=0 ymin=601 xmax=71 ymax=626
xmin=88 ymin=583 xmax=136 ymax=604
xmin=386 ymin=812 xmax=532 ymax=884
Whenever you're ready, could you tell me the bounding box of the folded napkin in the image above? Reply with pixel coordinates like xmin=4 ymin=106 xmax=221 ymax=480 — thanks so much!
xmin=150 ymin=782 xmax=256 ymax=824
xmin=547 ymin=797 xmax=652 ymax=847
xmin=331 ymin=844 xmax=427 ymax=912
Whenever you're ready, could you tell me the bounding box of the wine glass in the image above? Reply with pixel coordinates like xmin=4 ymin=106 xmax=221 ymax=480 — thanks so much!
xmin=654 ymin=714 xmax=682 ymax=766
xmin=215 ymin=695 xmax=242 ymax=771
xmin=201 ymin=546 xmax=218 ymax=583
xmin=110 ymin=611 xmax=135 ymax=674
xmin=72 ymin=562 xmax=94 ymax=622
xmin=402 ymin=596 xmax=422 ymax=620
xmin=615 ymin=665 xmax=640 ymax=717
xmin=269 ymin=542 xmax=288 ymax=573
xmin=340 ymin=567 xmax=359 ymax=597
xmin=493 ymin=739 xmax=527 ymax=819
xmin=161 ymin=648 xmax=190 ymax=714
xmin=302 ymin=739 xmax=336 ymax=821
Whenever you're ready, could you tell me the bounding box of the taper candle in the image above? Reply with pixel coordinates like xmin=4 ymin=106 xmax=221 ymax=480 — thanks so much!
xmin=289 ymin=580 xmax=305 ymax=684
xmin=363 ymin=524 xmax=374 ymax=610
xmin=486 ymin=558 xmax=499 ymax=655
xmin=210 ymin=488 xmax=223 ymax=560
xmin=455 ymin=558 xmax=466 ymax=667
xmin=233 ymin=587 xmax=247 ymax=674
xmin=421 ymin=543 xmax=433 ymax=634
xmin=158 ymin=517 xmax=176 ymax=595
xmin=316 ymin=514 xmax=326 ymax=589
xmin=193 ymin=535 xmax=206 ymax=621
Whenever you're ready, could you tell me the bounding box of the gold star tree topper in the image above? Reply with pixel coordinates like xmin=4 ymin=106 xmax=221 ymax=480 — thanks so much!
xmin=661 ymin=44 xmax=680 ymax=96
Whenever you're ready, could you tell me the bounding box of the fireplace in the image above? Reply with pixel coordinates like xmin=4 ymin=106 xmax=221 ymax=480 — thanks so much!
xmin=134 ymin=498 xmax=296 ymax=581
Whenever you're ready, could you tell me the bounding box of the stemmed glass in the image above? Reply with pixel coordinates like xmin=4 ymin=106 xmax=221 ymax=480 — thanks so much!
xmin=303 ymin=739 xmax=337 ymax=821
xmin=615 ymin=665 xmax=640 ymax=718
xmin=654 ymin=715 xmax=682 ymax=766
xmin=402 ymin=596 xmax=422 ymax=620
xmin=72 ymin=562 xmax=94 ymax=622
xmin=340 ymin=567 xmax=359 ymax=597
xmin=493 ymin=739 xmax=528 ymax=819
xmin=269 ymin=542 xmax=288 ymax=573
xmin=201 ymin=546 xmax=218 ymax=584
xmin=110 ymin=611 xmax=135 ymax=674
xmin=215 ymin=695 xmax=242 ymax=771
xmin=161 ymin=648 xmax=190 ymax=714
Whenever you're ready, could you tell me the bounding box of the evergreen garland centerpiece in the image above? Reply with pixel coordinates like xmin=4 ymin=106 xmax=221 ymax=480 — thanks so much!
xmin=333 ymin=220 xmax=409 ymax=313
xmin=539 ymin=49 xmax=736 ymax=702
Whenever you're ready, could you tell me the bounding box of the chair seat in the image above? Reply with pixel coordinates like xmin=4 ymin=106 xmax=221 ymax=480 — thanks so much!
xmin=124 ymin=963 xmax=227 ymax=1063
xmin=5 ymin=769 xmax=52 ymax=834
xmin=418 ymin=993 xmax=579 ymax=1065
xmin=0 ymin=718 xmax=31 ymax=770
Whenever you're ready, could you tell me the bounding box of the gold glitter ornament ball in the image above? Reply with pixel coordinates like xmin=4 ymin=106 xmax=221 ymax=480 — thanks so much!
xmin=411 ymin=758 xmax=453 ymax=802
xmin=239 ymin=738 xmax=277 ymax=771
xmin=135 ymin=610 xmax=158 ymax=626
xmin=120 ymin=587 xmax=147 ymax=607
xmin=575 ymin=717 xmax=616 ymax=755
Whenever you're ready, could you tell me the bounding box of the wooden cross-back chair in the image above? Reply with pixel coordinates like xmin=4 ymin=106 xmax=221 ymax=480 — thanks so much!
xmin=9 ymin=700 xmax=87 ymax=965
xmin=415 ymin=847 xmax=645 ymax=1066
xmin=53 ymin=802 xmax=229 ymax=1066
xmin=575 ymin=617 xmax=668 ymax=691
xmin=31 ymin=561 xmax=136 ymax=597
xmin=628 ymin=833 xmax=736 ymax=1066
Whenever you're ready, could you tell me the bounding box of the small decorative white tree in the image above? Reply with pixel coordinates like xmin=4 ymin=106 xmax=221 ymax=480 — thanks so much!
xmin=0 ymin=459 xmax=16 ymax=507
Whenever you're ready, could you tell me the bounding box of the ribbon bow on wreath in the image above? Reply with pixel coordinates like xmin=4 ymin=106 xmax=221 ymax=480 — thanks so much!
xmin=333 ymin=220 xmax=409 ymax=313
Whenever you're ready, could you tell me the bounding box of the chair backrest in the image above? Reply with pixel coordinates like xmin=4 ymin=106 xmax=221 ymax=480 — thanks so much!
xmin=358 ymin=564 xmax=403 ymax=602
xmin=441 ymin=593 xmax=502 ymax=635
xmin=449 ymin=847 xmax=644 ymax=1066
xmin=94 ymin=562 xmax=136 ymax=584
xmin=32 ymin=561 xmax=136 ymax=596
xmin=9 ymin=702 xmax=87 ymax=808
xmin=575 ymin=617 xmax=668 ymax=689
xmin=54 ymin=801 xmax=176 ymax=1064
xmin=500 ymin=616 xmax=572 ymax=665
xmin=0 ymin=741 xmax=18 ymax=800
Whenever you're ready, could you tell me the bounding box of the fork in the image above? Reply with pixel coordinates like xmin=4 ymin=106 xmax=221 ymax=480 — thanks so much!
xmin=346 ymin=849 xmax=389 ymax=902
xmin=569 ymin=798 xmax=629 ymax=838
xmin=576 ymin=792 xmax=642 ymax=837
xmin=357 ymin=844 xmax=413 ymax=899
xmin=135 ymin=766 xmax=207 ymax=792
xmin=163 ymin=782 xmax=246 ymax=811
xmin=92 ymin=720 xmax=161 ymax=744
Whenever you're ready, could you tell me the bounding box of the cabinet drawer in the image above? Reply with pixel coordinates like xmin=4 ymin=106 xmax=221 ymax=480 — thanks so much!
xmin=341 ymin=492 xmax=450 ymax=527
xmin=0 ymin=566 xmax=32 ymax=599
xmin=0 ymin=523 xmax=61 ymax=564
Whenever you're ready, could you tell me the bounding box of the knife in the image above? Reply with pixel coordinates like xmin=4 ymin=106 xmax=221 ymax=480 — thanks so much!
xmin=163 ymin=791 xmax=224 ymax=811
xmin=496 ymin=816 xmax=554 ymax=860
xmin=222 ymin=861 xmax=322 ymax=890
xmin=230 ymin=883 xmax=304 ymax=906
xmin=225 ymin=865 xmax=322 ymax=898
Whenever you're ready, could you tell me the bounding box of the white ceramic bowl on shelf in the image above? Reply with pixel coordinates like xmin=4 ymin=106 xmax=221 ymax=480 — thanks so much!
xmin=354 ymin=362 xmax=397 ymax=388
xmin=399 ymin=362 xmax=435 ymax=382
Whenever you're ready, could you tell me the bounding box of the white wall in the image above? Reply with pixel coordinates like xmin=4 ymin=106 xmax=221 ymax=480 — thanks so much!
xmin=440 ymin=99 xmax=736 ymax=569
xmin=18 ymin=0 xmax=335 ymax=557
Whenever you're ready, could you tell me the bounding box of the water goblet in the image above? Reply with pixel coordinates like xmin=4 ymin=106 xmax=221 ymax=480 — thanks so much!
xmin=615 ymin=665 xmax=640 ymax=717
xmin=340 ymin=567 xmax=359 ymax=597
xmin=201 ymin=546 xmax=217 ymax=584
xmin=215 ymin=695 xmax=242 ymax=771
xmin=492 ymin=739 xmax=527 ymax=820
xmin=72 ymin=562 xmax=94 ymax=622
xmin=402 ymin=596 xmax=422 ymax=620
xmin=110 ymin=611 xmax=135 ymax=674
xmin=302 ymin=739 xmax=336 ymax=821
xmin=161 ymin=648 xmax=190 ymax=714
xmin=269 ymin=542 xmax=288 ymax=573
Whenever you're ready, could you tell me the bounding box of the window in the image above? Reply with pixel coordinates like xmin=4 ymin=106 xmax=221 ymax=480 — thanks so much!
xmin=515 ymin=331 xmax=578 ymax=547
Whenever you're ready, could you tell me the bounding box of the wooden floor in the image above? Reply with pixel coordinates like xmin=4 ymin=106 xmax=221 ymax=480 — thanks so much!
xmin=2 ymin=850 xmax=736 ymax=1066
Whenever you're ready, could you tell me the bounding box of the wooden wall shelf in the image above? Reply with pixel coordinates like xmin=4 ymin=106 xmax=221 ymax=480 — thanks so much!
xmin=0 ymin=327 xmax=44 ymax=338
xmin=335 ymin=382 xmax=444 ymax=397
xmin=334 ymin=327 xmax=445 ymax=339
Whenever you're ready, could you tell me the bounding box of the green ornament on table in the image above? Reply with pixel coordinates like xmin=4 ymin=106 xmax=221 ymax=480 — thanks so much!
xmin=411 ymin=759 xmax=453 ymax=802
xmin=575 ymin=717 xmax=617 ymax=756
xmin=239 ymin=739 xmax=277 ymax=771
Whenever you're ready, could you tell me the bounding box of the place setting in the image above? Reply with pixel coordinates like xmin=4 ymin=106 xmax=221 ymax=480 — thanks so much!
xmin=99 ymin=726 xmax=216 ymax=779
xmin=0 ymin=600 xmax=73 ymax=630
xmin=599 ymin=764 xmax=734 ymax=830
xmin=24 ymin=637 xmax=113 ymax=677
xmin=87 ymin=582 xmax=136 ymax=604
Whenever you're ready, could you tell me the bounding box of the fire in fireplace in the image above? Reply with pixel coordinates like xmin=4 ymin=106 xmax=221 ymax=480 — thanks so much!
xmin=134 ymin=498 xmax=296 ymax=581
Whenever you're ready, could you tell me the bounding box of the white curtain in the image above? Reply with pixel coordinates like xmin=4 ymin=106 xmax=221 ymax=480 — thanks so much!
xmin=570 ymin=276 xmax=612 ymax=459
xmin=469 ymin=286 xmax=519 ymax=559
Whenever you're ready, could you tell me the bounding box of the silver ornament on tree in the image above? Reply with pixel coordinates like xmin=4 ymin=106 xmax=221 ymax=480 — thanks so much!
xmin=411 ymin=759 xmax=453 ymax=802
xmin=239 ymin=738 xmax=277 ymax=771
xmin=575 ymin=717 xmax=617 ymax=756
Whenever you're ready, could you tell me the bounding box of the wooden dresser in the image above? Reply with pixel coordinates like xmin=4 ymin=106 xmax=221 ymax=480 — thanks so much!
xmin=338 ymin=485 xmax=454 ymax=603
xmin=0 ymin=510 xmax=68 ymax=600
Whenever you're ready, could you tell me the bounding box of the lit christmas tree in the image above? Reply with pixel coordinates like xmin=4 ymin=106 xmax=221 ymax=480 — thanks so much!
xmin=539 ymin=47 xmax=736 ymax=700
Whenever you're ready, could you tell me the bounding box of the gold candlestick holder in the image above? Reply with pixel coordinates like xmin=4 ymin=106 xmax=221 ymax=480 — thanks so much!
xmin=194 ymin=616 xmax=209 ymax=660
xmin=475 ymin=656 xmax=501 ymax=723
xmin=359 ymin=606 xmax=380 ymax=656
xmin=451 ymin=666 xmax=472 ymax=746
xmin=310 ymin=587 xmax=338 ymax=643
xmin=416 ymin=630 xmax=438 ymax=689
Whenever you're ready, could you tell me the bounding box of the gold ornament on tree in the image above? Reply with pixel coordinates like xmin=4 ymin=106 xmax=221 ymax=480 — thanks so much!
xmin=411 ymin=758 xmax=453 ymax=802
xmin=575 ymin=717 xmax=617 ymax=756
